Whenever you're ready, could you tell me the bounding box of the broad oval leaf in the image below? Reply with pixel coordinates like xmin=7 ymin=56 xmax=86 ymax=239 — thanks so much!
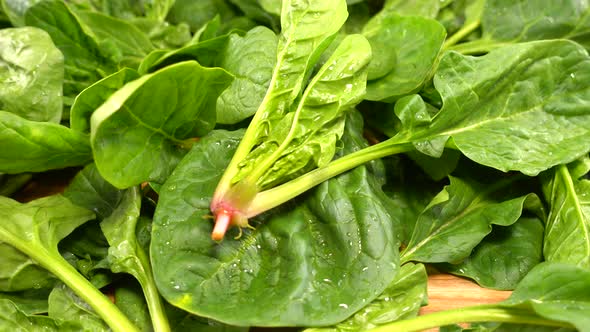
xmin=90 ymin=61 xmax=233 ymax=188
xmin=0 ymin=27 xmax=63 ymax=122
xmin=151 ymin=129 xmax=399 ymax=326
xmin=0 ymin=111 xmax=92 ymax=174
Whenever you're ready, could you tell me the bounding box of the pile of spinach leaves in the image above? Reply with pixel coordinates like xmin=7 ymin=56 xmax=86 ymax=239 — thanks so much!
xmin=1 ymin=0 xmax=590 ymax=331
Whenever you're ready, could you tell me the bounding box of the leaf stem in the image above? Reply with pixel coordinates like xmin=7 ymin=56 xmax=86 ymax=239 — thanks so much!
xmin=247 ymin=138 xmax=414 ymax=217
xmin=367 ymin=305 xmax=573 ymax=332
xmin=447 ymin=39 xmax=511 ymax=55
xmin=22 ymin=247 xmax=139 ymax=332
xmin=443 ymin=20 xmax=481 ymax=49
xmin=136 ymin=246 xmax=171 ymax=332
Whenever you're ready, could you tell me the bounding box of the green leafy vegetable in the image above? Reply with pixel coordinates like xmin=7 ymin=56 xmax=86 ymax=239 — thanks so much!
xmin=0 ymin=26 xmax=63 ymax=122
xmin=0 ymin=111 xmax=92 ymax=173
xmin=90 ymin=61 xmax=233 ymax=188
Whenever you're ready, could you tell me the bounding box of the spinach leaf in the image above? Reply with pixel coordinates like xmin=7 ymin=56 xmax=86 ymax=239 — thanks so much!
xmin=215 ymin=26 xmax=277 ymax=124
xmin=541 ymin=160 xmax=590 ymax=268
xmin=47 ymin=284 xmax=108 ymax=331
xmin=362 ymin=12 xmax=446 ymax=101
xmin=0 ymin=288 xmax=51 ymax=315
xmin=0 ymin=242 xmax=56 ymax=291
xmin=90 ymin=61 xmax=233 ymax=188
xmin=410 ymin=40 xmax=590 ymax=175
xmin=24 ymin=0 xmax=116 ymax=100
xmin=0 ymin=111 xmax=92 ymax=173
xmin=0 ymin=299 xmax=58 ymax=331
xmin=0 ymin=0 xmax=41 ymax=26
xmin=306 ymin=263 xmax=428 ymax=332
xmin=401 ymin=176 xmax=539 ymax=264
xmin=152 ymin=118 xmax=399 ymax=326
xmin=166 ymin=0 xmax=236 ymax=32
xmin=0 ymin=26 xmax=64 ymax=122
xmin=440 ymin=216 xmax=544 ymax=290
xmin=70 ymin=68 xmax=140 ymax=133
xmin=74 ymin=10 xmax=154 ymax=68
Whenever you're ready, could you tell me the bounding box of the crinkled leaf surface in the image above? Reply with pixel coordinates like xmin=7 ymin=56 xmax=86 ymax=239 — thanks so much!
xmin=441 ymin=216 xmax=544 ymax=290
xmin=70 ymin=68 xmax=140 ymax=133
xmin=401 ymin=176 xmax=538 ymax=264
xmin=216 ymin=26 xmax=277 ymax=124
xmin=90 ymin=61 xmax=233 ymax=188
xmin=362 ymin=13 xmax=446 ymax=101
xmin=0 ymin=27 xmax=63 ymax=122
xmin=306 ymin=263 xmax=427 ymax=332
xmin=152 ymin=124 xmax=399 ymax=326
xmin=24 ymin=0 xmax=115 ymax=98
xmin=541 ymin=162 xmax=590 ymax=268
xmin=400 ymin=40 xmax=590 ymax=176
xmin=0 ymin=111 xmax=92 ymax=174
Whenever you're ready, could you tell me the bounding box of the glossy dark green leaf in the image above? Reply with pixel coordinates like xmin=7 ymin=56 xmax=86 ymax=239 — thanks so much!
xmin=0 ymin=299 xmax=58 ymax=331
xmin=152 ymin=123 xmax=399 ymax=325
xmin=75 ymin=11 xmax=154 ymax=67
xmin=441 ymin=216 xmax=544 ymax=290
xmin=24 ymin=0 xmax=115 ymax=99
xmin=0 ymin=27 xmax=63 ymax=122
xmin=362 ymin=13 xmax=446 ymax=101
xmin=90 ymin=61 xmax=233 ymax=188
xmin=306 ymin=263 xmax=427 ymax=332
xmin=70 ymin=68 xmax=140 ymax=133
xmin=541 ymin=162 xmax=590 ymax=268
xmin=216 ymin=26 xmax=277 ymax=124
xmin=401 ymin=176 xmax=539 ymax=264
xmin=401 ymin=40 xmax=590 ymax=176
xmin=502 ymin=262 xmax=590 ymax=332
xmin=0 ymin=111 xmax=92 ymax=174
xmin=482 ymin=0 xmax=590 ymax=49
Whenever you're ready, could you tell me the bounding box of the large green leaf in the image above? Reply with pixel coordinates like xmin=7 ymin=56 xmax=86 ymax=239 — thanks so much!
xmin=0 ymin=27 xmax=63 ymax=122
xmin=0 ymin=288 xmax=51 ymax=315
xmin=0 ymin=111 xmax=92 ymax=174
xmin=0 ymin=242 xmax=55 ymax=291
xmin=362 ymin=13 xmax=446 ymax=101
xmin=90 ymin=61 xmax=233 ymax=188
xmin=541 ymin=162 xmax=590 ymax=268
xmin=152 ymin=122 xmax=399 ymax=326
xmin=398 ymin=40 xmax=590 ymax=176
xmin=401 ymin=176 xmax=538 ymax=264
xmin=306 ymin=263 xmax=428 ymax=332
xmin=47 ymin=285 xmax=108 ymax=331
xmin=24 ymin=0 xmax=115 ymax=99
xmin=441 ymin=216 xmax=544 ymax=290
